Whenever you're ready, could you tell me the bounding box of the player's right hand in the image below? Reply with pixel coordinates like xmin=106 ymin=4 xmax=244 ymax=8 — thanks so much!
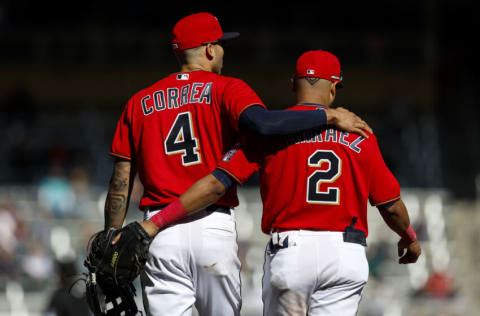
xmin=397 ymin=239 xmax=421 ymax=264
xmin=112 ymin=220 xmax=160 ymax=245
xmin=325 ymin=107 xmax=373 ymax=139
xmin=140 ymin=219 xmax=161 ymax=237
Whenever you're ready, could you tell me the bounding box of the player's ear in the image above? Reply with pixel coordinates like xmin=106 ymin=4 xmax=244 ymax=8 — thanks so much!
xmin=330 ymin=82 xmax=336 ymax=102
xmin=205 ymin=43 xmax=215 ymax=61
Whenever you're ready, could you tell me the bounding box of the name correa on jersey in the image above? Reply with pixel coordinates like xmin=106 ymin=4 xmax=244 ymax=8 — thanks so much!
xmin=141 ymin=82 xmax=213 ymax=115
xmin=110 ymin=70 xmax=265 ymax=209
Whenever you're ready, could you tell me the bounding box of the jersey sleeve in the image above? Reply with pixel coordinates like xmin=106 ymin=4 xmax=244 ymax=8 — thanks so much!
xmin=110 ymin=98 xmax=134 ymax=160
xmin=217 ymin=143 xmax=260 ymax=185
xmin=367 ymin=135 xmax=401 ymax=206
xmin=223 ymin=78 xmax=265 ymax=131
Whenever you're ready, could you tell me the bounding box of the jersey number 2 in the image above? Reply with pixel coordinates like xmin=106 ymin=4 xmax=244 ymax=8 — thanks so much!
xmin=164 ymin=112 xmax=201 ymax=166
xmin=307 ymin=150 xmax=342 ymax=204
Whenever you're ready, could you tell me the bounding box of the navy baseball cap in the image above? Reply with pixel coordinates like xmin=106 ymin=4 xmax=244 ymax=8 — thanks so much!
xmin=171 ymin=12 xmax=240 ymax=51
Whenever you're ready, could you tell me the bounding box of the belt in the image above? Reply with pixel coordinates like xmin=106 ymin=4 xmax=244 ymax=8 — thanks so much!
xmin=144 ymin=204 xmax=231 ymax=215
xmin=205 ymin=204 xmax=231 ymax=215
xmin=343 ymin=217 xmax=367 ymax=247
xmin=268 ymin=217 xmax=366 ymax=255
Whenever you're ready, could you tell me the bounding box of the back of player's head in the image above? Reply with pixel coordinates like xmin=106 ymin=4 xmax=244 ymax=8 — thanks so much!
xmin=171 ymin=12 xmax=239 ymax=51
xmin=294 ymin=50 xmax=343 ymax=88
xmin=292 ymin=50 xmax=343 ymax=105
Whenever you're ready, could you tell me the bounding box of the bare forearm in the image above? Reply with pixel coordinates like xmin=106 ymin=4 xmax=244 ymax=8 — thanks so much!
xmin=104 ymin=159 xmax=135 ymax=229
xmin=379 ymin=199 xmax=410 ymax=237
xmin=180 ymin=174 xmax=227 ymax=214
xmin=381 ymin=199 xmax=421 ymax=263
xmin=141 ymin=174 xmax=227 ymax=237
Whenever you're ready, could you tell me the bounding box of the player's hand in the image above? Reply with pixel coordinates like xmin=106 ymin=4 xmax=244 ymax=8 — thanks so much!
xmin=111 ymin=220 xmax=159 ymax=245
xmin=397 ymin=239 xmax=421 ymax=264
xmin=325 ymin=107 xmax=373 ymax=139
xmin=112 ymin=230 xmax=122 ymax=245
xmin=140 ymin=220 xmax=160 ymax=238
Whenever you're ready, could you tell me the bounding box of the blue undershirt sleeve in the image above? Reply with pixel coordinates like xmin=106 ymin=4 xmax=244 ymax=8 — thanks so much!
xmin=211 ymin=168 xmax=234 ymax=191
xmin=377 ymin=200 xmax=397 ymax=211
xmin=239 ymin=105 xmax=327 ymax=136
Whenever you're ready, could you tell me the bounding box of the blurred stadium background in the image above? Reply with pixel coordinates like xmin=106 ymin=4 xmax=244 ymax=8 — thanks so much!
xmin=0 ymin=1 xmax=479 ymax=315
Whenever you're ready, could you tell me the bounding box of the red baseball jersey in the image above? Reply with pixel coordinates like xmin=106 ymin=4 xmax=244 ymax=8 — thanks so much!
xmin=111 ymin=70 xmax=264 ymax=209
xmin=218 ymin=105 xmax=400 ymax=236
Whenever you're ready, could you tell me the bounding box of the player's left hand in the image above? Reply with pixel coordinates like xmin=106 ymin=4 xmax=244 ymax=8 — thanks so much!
xmin=85 ymin=222 xmax=152 ymax=286
xmin=397 ymin=239 xmax=421 ymax=264
xmin=325 ymin=107 xmax=373 ymax=139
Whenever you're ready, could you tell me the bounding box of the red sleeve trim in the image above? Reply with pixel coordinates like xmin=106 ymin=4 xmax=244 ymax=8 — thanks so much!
xmin=110 ymin=152 xmax=132 ymax=161
xmin=372 ymin=195 xmax=401 ymax=207
xmin=216 ymin=166 xmax=244 ymax=185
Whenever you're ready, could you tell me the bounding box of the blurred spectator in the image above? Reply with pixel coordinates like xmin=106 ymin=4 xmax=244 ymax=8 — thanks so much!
xmin=421 ymin=272 xmax=456 ymax=299
xmin=21 ymin=240 xmax=53 ymax=290
xmin=69 ymin=166 xmax=91 ymax=215
xmin=38 ymin=163 xmax=76 ymax=218
xmin=366 ymin=240 xmax=391 ymax=280
xmin=0 ymin=202 xmax=26 ymax=279
xmin=45 ymin=260 xmax=90 ymax=316
xmin=0 ymin=204 xmax=19 ymax=276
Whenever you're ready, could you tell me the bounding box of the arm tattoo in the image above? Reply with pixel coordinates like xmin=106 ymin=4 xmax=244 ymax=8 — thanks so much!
xmin=104 ymin=160 xmax=135 ymax=229
xmin=110 ymin=176 xmax=128 ymax=191
xmin=105 ymin=193 xmax=126 ymax=212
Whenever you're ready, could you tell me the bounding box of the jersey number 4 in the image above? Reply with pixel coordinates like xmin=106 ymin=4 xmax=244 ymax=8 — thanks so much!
xmin=164 ymin=112 xmax=201 ymax=166
xmin=307 ymin=150 xmax=342 ymax=204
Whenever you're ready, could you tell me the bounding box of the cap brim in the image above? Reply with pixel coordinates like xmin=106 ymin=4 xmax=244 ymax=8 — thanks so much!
xmin=220 ymin=32 xmax=240 ymax=40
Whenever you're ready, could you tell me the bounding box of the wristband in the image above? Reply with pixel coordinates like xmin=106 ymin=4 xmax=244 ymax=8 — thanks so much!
xmin=149 ymin=199 xmax=188 ymax=229
xmin=400 ymin=224 xmax=417 ymax=244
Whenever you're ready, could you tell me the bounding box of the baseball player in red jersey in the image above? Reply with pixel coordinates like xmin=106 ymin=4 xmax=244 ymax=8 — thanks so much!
xmin=141 ymin=50 xmax=421 ymax=315
xmin=105 ymin=12 xmax=373 ymax=316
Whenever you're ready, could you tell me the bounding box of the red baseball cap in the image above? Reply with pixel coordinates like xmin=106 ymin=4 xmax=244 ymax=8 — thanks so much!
xmin=171 ymin=12 xmax=240 ymax=51
xmin=294 ymin=50 xmax=343 ymax=88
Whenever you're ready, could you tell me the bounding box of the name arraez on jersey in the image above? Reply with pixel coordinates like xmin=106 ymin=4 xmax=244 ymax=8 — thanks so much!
xmin=285 ymin=128 xmax=365 ymax=153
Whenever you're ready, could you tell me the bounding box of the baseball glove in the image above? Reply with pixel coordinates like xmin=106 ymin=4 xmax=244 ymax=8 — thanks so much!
xmin=85 ymin=276 xmax=139 ymax=316
xmin=84 ymin=221 xmax=152 ymax=315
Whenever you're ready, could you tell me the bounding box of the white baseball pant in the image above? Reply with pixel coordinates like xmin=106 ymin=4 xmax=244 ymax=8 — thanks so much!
xmin=262 ymin=230 xmax=369 ymax=316
xmin=141 ymin=207 xmax=241 ymax=316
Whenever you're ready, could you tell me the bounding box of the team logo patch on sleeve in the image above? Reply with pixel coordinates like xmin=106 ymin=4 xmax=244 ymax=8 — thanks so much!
xmin=177 ymin=73 xmax=190 ymax=80
xmin=307 ymin=69 xmax=315 ymax=75
xmin=222 ymin=148 xmax=237 ymax=162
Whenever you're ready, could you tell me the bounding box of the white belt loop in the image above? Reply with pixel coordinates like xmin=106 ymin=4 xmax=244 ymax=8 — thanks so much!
xmin=278 ymin=232 xmax=288 ymax=246
xmin=271 ymin=230 xmax=279 ymax=246
xmin=269 ymin=230 xmax=298 ymax=248
xmin=287 ymin=234 xmax=297 ymax=247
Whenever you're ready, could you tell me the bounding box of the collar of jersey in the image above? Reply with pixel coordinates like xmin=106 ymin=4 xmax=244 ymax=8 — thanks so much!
xmin=174 ymin=69 xmax=207 ymax=74
xmin=296 ymin=102 xmax=327 ymax=109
